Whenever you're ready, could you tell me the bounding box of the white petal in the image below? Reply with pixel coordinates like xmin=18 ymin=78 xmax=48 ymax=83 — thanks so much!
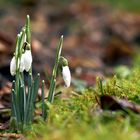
xmin=23 ymin=50 xmax=32 ymax=72
xmin=19 ymin=54 xmax=25 ymax=72
xmin=10 ymin=56 xmax=16 ymax=76
xmin=62 ymin=66 xmax=71 ymax=87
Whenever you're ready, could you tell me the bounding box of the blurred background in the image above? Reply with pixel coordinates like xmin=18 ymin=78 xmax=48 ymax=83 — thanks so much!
xmin=0 ymin=0 xmax=140 ymax=92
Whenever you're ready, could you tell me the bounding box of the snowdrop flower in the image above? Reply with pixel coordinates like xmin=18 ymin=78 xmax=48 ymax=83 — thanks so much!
xmin=23 ymin=50 xmax=32 ymax=72
xmin=10 ymin=56 xmax=16 ymax=76
xmin=62 ymin=66 xmax=71 ymax=87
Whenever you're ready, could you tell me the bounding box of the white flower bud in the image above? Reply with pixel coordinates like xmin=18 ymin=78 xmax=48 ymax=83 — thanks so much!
xmin=23 ymin=50 xmax=32 ymax=72
xmin=10 ymin=56 xmax=16 ymax=76
xmin=19 ymin=54 xmax=25 ymax=72
xmin=62 ymin=66 xmax=71 ymax=87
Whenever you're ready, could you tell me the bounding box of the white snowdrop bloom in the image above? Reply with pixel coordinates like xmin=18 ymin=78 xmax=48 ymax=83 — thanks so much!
xmin=62 ymin=66 xmax=71 ymax=87
xmin=10 ymin=56 xmax=16 ymax=76
xmin=19 ymin=54 xmax=25 ymax=72
xmin=23 ymin=50 xmax=32 ymax=72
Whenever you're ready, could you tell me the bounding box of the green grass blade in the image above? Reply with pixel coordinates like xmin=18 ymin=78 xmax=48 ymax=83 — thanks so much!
xmin=26 ymin=15 xmax=31 ymax=44
xmin=41 ymin=80 xmax=47 ymax=120
xmin=12 ymin=89 xmax=21 ymax=123
xmin=11 ymin=88 xmax=17 ymax=118
xmin=20 ymin=85 xmax=24 ymax=122
xmin=15 ymin=35 xmax=20 ymax=59
xmin=33 ymin=73 xmax=40 ymax=102
xmin=48 ymin=36 xmax=63 ymax=103
xmin=18 ymin=28 xmax=26 ymax=55
xmin=29 ymin=82 xmax=35 ymax=123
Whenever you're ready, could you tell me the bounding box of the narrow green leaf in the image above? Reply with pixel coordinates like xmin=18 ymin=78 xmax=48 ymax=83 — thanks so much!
xmin=26 ymin=15 xmax=31 ymax=44
xmin=41 ymin=80 xmax=47 ymax=120
xmin=29 ymin=82 xmax=35 ymax=123
xmin=48 ymin=78 xmax=56 ymax=103
xmin=12 ymin=89 xmax=21 ymax=123
xmin=25 ymin=86 xmax=32 ymax=124
xmin=15 ymin=35 xmax=20 ymax=59
xmin=11 ymin=88 xmax=17 ymax=118
xmin=33 ymin=73 xmax=40 ymax=102
xmin=48 ymin=36 xmax=63 ymax=103
xmin=19 ymin=85 xmax=24 ymax=122
xmin=19 ymin=28 xmax=26 ymax=54
xmin=20 ymin=73 xmax=27 ymax=124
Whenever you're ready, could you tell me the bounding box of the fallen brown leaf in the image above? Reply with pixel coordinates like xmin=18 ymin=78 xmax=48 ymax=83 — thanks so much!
xmin=0 ymin=133 xmax=23 ymax=139
xmin=0 ymin=121 xmax=9 ymax=130
xmin=100 ymin=95 xmax=140 ymax=114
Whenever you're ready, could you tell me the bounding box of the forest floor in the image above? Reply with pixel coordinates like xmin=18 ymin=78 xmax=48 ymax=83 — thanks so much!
xmin=0 ymin=0 xmax=140 ymax=139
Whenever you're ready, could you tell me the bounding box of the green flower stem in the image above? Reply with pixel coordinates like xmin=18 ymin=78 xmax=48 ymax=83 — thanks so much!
xmin=33 ymin=73 xmax=40 ymax=102
xmin=15 ymin=71 xmax=21 ymax=123
xmin=48 ymin=35 xmax=63 ymax=103
xmin=17 ymin=28 xmax=26 ymax=58
xmin=25 ymin=74 xmax=32 ymax=124
xmin=20 ymin=85 xmax=24 ymax=121
xmin=28 ymin=81 xmax=35 ymax=123
xmin=97 ymin=77 xmax=104 ymax=95
xmin=11 ymin=81 xmax=16 ymax=117
xmin=11 ymin=88 xmax=17 ymax=118
xmin=41 ymin=80 xmax=46 ymax=120
xmin=15 ymin=35 xmax=20 ymax=59
xmin=26 ymin=15 xmax=31 ymax=45
xmin=20 ymin=73 xmax=27 ymax=124
xmin=12 ymin=88 xmax=20 ymax=123
xmin=26 ymin=15 xmax=32 ymax=75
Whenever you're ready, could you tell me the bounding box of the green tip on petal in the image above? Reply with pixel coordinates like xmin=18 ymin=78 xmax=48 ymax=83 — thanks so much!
xmin=59 ymin=56 xmax=68 ymax=66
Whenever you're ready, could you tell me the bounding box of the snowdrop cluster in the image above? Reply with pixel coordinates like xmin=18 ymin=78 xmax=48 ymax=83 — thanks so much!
xmin=10 ymin=15 xmax=48 ymax=132
xmin=10 ymin=49 xmax=32 ymax=76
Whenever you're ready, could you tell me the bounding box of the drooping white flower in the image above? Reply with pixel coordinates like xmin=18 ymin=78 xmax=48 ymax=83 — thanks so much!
xmin=10 ymin=56 xmax=16 ymax=76
xmin=62 ymin=66 xmax=71 ymax=87
xmin=23 ymin=50 xmax=32 ymax=72
xmin=19 ymin=54 xmax=25 ymax=72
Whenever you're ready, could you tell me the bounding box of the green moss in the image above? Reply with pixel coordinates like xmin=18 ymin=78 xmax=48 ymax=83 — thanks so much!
xmin=26 ymin=54 xmax=140 ymax=140
xmin=27 ymin=97 xmax=140 ymax=140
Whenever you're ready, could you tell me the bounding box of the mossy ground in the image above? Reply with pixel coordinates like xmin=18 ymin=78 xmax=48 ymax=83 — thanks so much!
xmin=26 ymin=54 xmax=140 ymax=140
